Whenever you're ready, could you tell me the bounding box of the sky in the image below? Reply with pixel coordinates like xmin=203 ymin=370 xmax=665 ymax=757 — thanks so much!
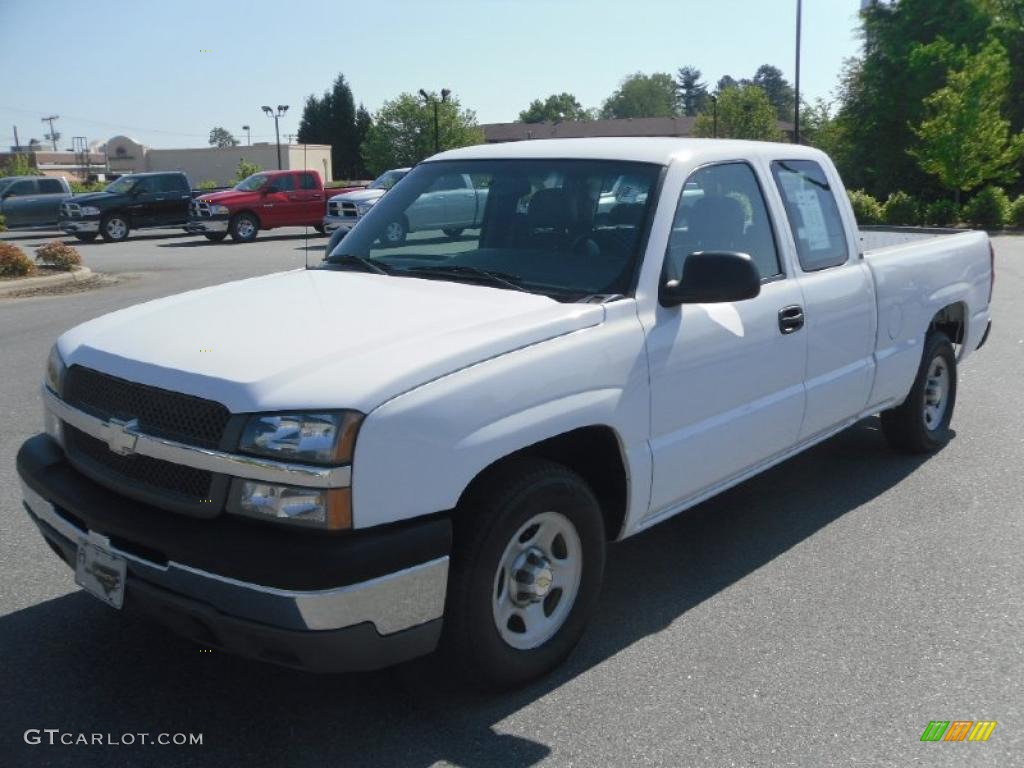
xmin=0 ymin=0 xmax=864 ymax=150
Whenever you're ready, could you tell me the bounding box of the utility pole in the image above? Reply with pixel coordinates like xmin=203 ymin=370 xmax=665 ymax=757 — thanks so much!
xmin=418 ymin=88 xmax=451 ymax=155
xmin=261 ymin=105 xmax=289 ymax=169
xmin=242 ymin=125 xmax=251 ymax=145
xmin=13 ymin=125 xmax=20 ymax=150
xmin=709 ymin=94 xmax=719 ymax=138
xmin=42 ymin=115 xmax=60 ymax=150
xmin=794 ymin=0 xmax=802 ymax=144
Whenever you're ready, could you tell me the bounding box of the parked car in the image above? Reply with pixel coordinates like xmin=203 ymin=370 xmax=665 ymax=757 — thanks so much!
xmin=58 ymin=172 xmax=195 ymax=242
xmin=18 ymin=139 xmax=993 ymax=688
xmin=0 ymin=175 xmax=73 ymax=229
xmin=322 ymin=168 xmax=409 ymax=237
xmin=185 ymin=170 xmax=330 ymax=243
xmin=323 ymin=168 xmax=486 ymax=255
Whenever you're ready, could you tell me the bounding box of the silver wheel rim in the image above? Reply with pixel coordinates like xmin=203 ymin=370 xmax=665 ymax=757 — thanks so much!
xmin=385 ymin=221 xmax=403 ymax=242
xmin=237 ymin=218 xmax=256 ymax=239
xmin=492 ymin=510 xmax=582 ymax=650
xmin=922 ymin=355 xmax=950 ymax=431
xmin=106 ymin=218 xmax=127 ymax=239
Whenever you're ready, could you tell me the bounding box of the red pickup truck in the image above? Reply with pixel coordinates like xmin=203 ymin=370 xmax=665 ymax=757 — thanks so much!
xmin=185 ymin=170 xmax=355 ymax=243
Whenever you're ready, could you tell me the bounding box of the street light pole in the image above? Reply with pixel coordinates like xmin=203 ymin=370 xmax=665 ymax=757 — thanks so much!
xmin=261 ymin=105 xmax=289 ymax=169
xmin=242 ymin=125 xmax=251 ymax=145
xmin=709 ymin=95 xmax=718 ymax=138
xmin=794 ymin=0 xmax=803 ymax=144
xmin=419 ymin=88 xmax=451 ymax=155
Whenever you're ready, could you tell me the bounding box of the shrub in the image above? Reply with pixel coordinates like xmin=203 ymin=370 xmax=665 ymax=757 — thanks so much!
xmin=0 ymin=242 xmax=36 ymax=277
xmin=882 ymin=191 xmax=921 ymax=226
xmin=69 ymin=180 xmax=106 ymax=194
xmin=197 ymin=179 xmax=219 ymax=190
xmin=35 ymin=240 xmax=82 ymax=271
xmin=924 ymin=199 xmax=959 ymax=227
xmin=847 ymin=190 xmax=883 ymax=224
xmin=963 ymin=186 xmax=1010 ymax=230
xmin=1009 ymin=195 xmax=1024 ymax=228
xmin=0 ymin=213 xmax=6 ymax=232
xmin=235 ymin=159 xmax=261 ymax=182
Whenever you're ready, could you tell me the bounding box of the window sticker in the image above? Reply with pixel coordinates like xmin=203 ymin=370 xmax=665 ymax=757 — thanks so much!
xmin=793 ymin=188 xmax=831 ymax=251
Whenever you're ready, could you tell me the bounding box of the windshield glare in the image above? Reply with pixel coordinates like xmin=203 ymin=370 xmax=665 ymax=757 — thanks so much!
xmin=324 ymin=159 xmax=661 ymax=300
xmin=368 ymin=170 xmax=407 ymax=190
xmin=235 ymin=173 xmax=270 ymax=191
xmin=105 ymin=176 xmax=137 ymax=194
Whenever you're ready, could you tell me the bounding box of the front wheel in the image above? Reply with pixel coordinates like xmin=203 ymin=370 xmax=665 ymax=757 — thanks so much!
xmin=99 ymin=214 xmax=130 ymax=242
xmin=204 ymin=232 xmax=227 ymax=242
xmin=73 ymin=232 xmax=98 ymax=243
xmin=229 ymin=213 xmax=259 ymax=243
xmin=444 ymin=457 xmax=606 ymax=689
xmin=881 ymin=331 xmax=957 ymax=453
xmin=379 ymin=217 xmax=407 ymax=247
xmin=443 ymin=227 xmax=464 ymax=239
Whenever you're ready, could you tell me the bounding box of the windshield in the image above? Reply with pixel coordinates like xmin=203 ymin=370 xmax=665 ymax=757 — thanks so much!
xmin=105 ymin=176 xmax=138 ymax=194
xmin=368 ymin=170 xmax=408 ymax=190
xmin=323 ymin=159 xmax=661 ymax=300
xmin=235 ymin=173 xmax=271 ymax=191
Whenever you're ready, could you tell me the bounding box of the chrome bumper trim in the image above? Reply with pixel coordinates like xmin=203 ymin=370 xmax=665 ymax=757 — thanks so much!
xmin=184 ymin=219 xmax=229 ymax=233
xmin=322 ymin=215 xmax=356 ymax=232
xmin=42 ymin=386 xmax=351 ymax=488
xmin=22 ymin=480 xmax=448 ymax=634
xmin=59 ymin=220 xmax=99 ymax=233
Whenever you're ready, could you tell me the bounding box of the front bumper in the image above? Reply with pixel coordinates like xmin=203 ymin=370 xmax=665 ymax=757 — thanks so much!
xmin=17 ymin=434 xmax=450 ymax=673
xmin=59 ymin=219 xmax=99 ymax=234
xmin=184 ymin=218 xmax=229 ymax=234
xmin=322 ymin=214 xmax=358 ymax=233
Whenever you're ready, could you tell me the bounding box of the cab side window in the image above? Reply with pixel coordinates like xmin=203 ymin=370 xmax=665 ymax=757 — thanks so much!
xmin=133 ymin=177 xmax=156 ymax=194
xmin=666 ymin=162 xmax=781 ymax=281
xmin=770 ymin=160 xmax=849 ymax=271
xmin=39 ymin=179 xmax=64 ymax=194
xmin=299 ymin=172 xmax=317 ymax=190
xmin=273 ymin=174 xmax=295 ymax=192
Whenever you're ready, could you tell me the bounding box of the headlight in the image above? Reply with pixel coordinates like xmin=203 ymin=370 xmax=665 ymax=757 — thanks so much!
xmin=45 ymin=344 xmax=66 ymax=396
xmin=210 ymin=204 xmax=230 ymax=215
xmin=238 ymin=411 xmax=363 ymax=465
xmin=355 ymin=200 xmax=377 ymax=215
xmin=231 ymin=482 xmax=351 ymax=530
xmin=79 ymin=206 xmax=101 ymax=216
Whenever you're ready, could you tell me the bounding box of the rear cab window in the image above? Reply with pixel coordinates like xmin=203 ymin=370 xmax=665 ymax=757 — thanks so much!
xmin=770 ymin=160 xmax=849 ymax=271
xmin=39 ymin=178 xmax=65 ymax=194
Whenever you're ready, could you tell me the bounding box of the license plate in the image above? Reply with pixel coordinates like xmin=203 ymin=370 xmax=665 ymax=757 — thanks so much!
xmin=75 ymin=541 xmax=126 ymax=609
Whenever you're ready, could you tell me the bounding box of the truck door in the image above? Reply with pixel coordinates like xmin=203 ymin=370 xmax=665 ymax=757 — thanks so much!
xmin=646 ymin=161 xmax=808 ymax=514
xmin=125 ymin=176 xmax=159 ymax=226
xmin=1 ymin=179 xmax=39 ymax=227
xmin=261 ymin=173 xmax=295 ymax=227
xmin=155 ymin=174 xmax=192 ymax=225
xmin=442 ymin=174 xmax=479 ymax=228
xmin=296 ymin=172 xmax=325 ymax=225
xmin=769 ymin=159 xmax=876 ymax=440
xmin=408 ymin=173 xmax=460 ymax=233
xmin=36 ymin=177 xmax=68 ymax=226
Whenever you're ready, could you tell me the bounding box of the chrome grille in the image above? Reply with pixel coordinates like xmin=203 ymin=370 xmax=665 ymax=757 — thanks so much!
xmin=62 ymin=202 xmax=82 ymax=219
xmin=328 ymin=201 xmax=358 ymax=218
xmin=191 ymin=200 xmax=212 ymax=218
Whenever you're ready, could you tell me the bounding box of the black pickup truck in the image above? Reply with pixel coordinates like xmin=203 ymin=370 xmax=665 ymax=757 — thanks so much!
xmin=59 ymin=171 xmax=196 ymax=242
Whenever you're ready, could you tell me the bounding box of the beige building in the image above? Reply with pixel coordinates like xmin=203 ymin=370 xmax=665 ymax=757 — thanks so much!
xmin=104 ymin=135 xmax=332 ymax=186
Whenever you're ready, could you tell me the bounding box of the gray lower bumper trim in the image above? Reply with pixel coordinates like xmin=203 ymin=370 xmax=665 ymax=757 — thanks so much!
xmin=185 ymin=220 xmax=229 ymax=233
xmin=59 ymin=220 xmax=100 ymax=233
xmin=22 ymin=480 xmax=448 ymax=635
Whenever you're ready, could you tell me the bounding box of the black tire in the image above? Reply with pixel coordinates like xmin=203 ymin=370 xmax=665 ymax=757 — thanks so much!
xmin=379 ymin=217 xmax=407 ymax=247
xmin=99 ymin=213 xmax=130 ymax=242
xmin=229 ymin=213 xmax=259 ymax=243
xmin=881 ymin=331 xmax=957 ymax=453
xmin=204 ymin=232 xmax=227 ymax=242
xmin=443 ymin=227 xmax=464 ymax=239
xmin=73 ymin=232 xmax=98 ymax=242
xmin=314 ymin=224 xmax=327 ymax=235
xmin=444 ymin=457 xmax=606 ymax=690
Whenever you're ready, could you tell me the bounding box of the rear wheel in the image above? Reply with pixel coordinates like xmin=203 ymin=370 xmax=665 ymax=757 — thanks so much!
xmin=73 ymin=232 xmax=98 ymax=243
xmin=444 ymin=457 xmax=606 ymax=689
xmin=99 ymin=214 xmax=130 ymax=242
xmin=204 ymin=232 xmax=227 ymax=242
xmin=379 ymin=217 xmax=407 ymax=247
xmin=229 ymin=213 xmax=259 ymax=243
xmin=881 ymin=331 xmax=957 ymax=453
xmin=314 ymin=224 xmax=326 ymax=235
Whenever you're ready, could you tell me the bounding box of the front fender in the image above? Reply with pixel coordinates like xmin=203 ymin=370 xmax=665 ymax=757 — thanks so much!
xmin=350 ymin=302 xmax=652 ymax=530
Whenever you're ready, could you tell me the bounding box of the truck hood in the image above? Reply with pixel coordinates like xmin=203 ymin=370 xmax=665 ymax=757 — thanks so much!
xmin=196 ymin=188 xmax=257 ymax=205
xmin=68 ymin=190 xmax=120 ymax=206
xmin=57 ymin=270 xmax=604 ymax=414
xmin=328 ymin=188 xmax=385 ymax=204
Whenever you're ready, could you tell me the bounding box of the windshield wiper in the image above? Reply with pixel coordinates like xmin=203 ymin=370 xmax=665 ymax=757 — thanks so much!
xmin=405 ymin=265 xmax=527 ymax=292
xmin=324 ymin=255 xmax=393 ymax=275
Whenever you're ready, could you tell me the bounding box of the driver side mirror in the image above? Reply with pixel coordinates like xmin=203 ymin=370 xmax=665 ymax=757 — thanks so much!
xmin=660 ymin=251 xmax=761 ymax=306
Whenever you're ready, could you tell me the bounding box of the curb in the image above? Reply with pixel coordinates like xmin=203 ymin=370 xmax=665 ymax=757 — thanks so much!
xmin=0 ymin=266 xmax=93 ymax=297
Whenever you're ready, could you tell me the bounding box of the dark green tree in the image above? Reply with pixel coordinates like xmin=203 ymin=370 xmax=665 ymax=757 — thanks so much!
xmin=208 ymin=126 xmax=239 ymax=148
xmin=751 ymin=64 xmax=796 ymax=121
xmin=296 ymin=74 xmax=365 ymax=179
xmin=675 ymin=66 xmax=708 ymax=116
xmin=693 ymin=84 xmax=782 ymax=140
xmin=518 ymin=93 xmax=590 ymax=123
xmin=601 ymin=73 xmax=679 ymax=119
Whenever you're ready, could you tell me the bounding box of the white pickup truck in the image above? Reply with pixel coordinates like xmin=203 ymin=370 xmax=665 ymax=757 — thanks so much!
xmin=18 ymin=138 xmax=993 ymax=689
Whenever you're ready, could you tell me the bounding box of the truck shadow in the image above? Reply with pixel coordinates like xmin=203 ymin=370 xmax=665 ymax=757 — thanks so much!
xmin=0 ymin=417 xmax=938 ymax=768
xmin=158 ymin=233 xmax=329 ymax=249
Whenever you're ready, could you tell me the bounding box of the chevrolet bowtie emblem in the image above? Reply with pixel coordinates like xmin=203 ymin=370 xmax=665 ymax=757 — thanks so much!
xmin=105 ymin=417 xmax=139 ymax=456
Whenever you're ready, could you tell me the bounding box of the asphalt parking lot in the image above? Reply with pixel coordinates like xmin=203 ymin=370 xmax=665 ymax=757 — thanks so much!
xmin=1 ymin=229 xmax=1021 ymax=767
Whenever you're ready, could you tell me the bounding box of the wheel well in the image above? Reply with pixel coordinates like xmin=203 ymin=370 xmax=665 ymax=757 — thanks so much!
xmin=460 ymin=426 xmax=629 ymax=540
xmin=930 ymin=302 xmax=966 ymax=345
